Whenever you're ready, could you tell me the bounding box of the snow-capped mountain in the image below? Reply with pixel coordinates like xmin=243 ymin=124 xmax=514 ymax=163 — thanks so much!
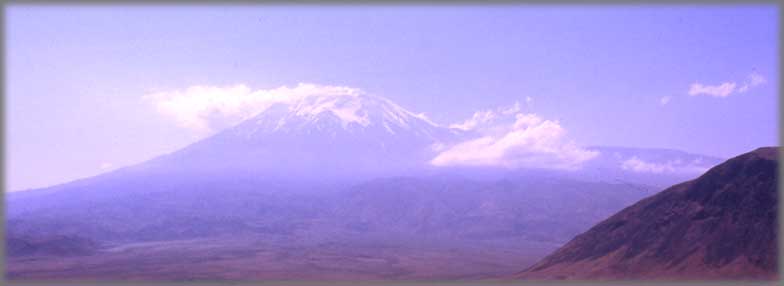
xmin=17 ymin=86 xmax=727 ymax=192
xmin=230 ymin=91 xmax=458 ymax=142
xmin=141 ymin=91 xmax=467 ymax=181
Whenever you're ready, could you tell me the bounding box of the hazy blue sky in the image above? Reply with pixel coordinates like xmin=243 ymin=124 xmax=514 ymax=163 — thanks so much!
xmin=7 ymin=4 xmax=778 ymax=191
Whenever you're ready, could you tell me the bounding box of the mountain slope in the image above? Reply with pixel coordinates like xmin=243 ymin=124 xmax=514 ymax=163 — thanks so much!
xmin=517 ymin=147 xmax=778 ymax=280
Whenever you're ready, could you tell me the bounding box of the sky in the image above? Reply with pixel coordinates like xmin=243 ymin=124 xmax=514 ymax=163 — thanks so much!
xmin=7 ymin=4 xmax=779 ymax=191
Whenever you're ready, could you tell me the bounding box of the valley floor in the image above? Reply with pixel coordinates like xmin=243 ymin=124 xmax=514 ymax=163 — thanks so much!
xmin=6 ymin=234 xmax=559 ymax=281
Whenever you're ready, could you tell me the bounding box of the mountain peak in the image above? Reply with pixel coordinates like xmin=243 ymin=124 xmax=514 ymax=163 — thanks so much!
xmin=229 ymin=87 xmax=447 ymax=141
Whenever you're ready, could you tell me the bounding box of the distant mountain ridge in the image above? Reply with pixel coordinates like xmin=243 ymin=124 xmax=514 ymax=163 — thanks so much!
xmin=577 ymin=146 xmax=724 ymax=188
xmin=517 ymin=147 xmax=778 ymax=280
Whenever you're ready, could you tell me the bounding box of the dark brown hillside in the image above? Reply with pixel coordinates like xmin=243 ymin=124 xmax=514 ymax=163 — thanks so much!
xmin=517 ymin=147 xmax=778 ymax=280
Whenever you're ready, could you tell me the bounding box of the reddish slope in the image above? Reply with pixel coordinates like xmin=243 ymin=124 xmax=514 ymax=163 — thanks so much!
xmin=517 ymin=147 xmax=778 ymax=280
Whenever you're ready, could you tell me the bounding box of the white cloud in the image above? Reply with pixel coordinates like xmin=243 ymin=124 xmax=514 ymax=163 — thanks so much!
xmin=430 ymin=142 xmax=447 ymax=152
xmin=449 ymin=109 xmax=498 ymax=131
xmin=620 ymin=156 xmax=710 ymax=174
xmin=143 ymin=83 xmax=364 ymax=134
xmin=688 ymin=72 xmax=767 ymax=98
xmin=501 ymin=101 xmax=521 ymax=115
xmin=688 ymin=82 xmax=737 ymax=97
xmin=749 ymin=72 xmax=767 ymax=86
xmin=448 ymin=101 xmax=529 ymax=131
xmin=620 ymin=157 xmax=675 ymax=173
xmin=659 ymin=96 xmax=672 ymax=105
xmin=739 ymin=72 xmax=767 ymax=94
xmin=433 ymin=110 xmax=598 ymax=170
